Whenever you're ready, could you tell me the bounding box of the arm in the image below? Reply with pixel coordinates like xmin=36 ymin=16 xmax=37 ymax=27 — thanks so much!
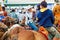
xmin=36 ymin=11 xmax=41 ymax=19
xmin=36 ymin=11 xmax=42 ymax=22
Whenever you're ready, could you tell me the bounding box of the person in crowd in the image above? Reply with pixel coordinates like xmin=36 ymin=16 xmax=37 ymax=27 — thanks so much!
xmin=35 ymin=4 xmax=40 ymax=25
xmin=18 ymin=10 xmax=26 ymax=23
xmin=36 ymin=1 xmax=60 ymax=40
xmin=2 ymin=7 xmax=7 ymax=17
xmin=32 ymin=10 xmax=36 ymax=21
xmin=37 ymin=3 xmax=40 ymax=10
xmin=0 ymin=11 xmax=5 ymax=22
xmin=19 ymin=15 xmax=31 ymax=30
xmin=31 ymin=7 xmax=36 ymax=21
xmin=8 ymin=9 xmax=18 ymax=19
xmin=26 ymin=7 xmax=33 ymax=24
xmin=26 ymin=7 xmax=38 ymax=31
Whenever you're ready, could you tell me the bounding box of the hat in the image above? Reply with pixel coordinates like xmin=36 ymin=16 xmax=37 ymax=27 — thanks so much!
xmin=27 ymin=5 xmax=33 ymax=9
xmin=0 ymin=11 xmax=3 ymax=14
xmin=40 ymin=1 xmax=47 ymax=7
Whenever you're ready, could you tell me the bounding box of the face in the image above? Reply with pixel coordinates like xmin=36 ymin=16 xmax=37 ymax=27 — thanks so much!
xmin=40 ymin=5 xmax=43 ymax=9
xmin=28 ymin=8 xmax=32 ymax=12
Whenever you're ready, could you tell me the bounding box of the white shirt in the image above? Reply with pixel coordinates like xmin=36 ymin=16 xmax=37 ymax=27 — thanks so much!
xmin=25 ymin=12 xmax=33 ymax=25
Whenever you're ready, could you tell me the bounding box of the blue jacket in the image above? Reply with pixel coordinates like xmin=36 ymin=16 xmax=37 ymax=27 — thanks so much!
xmin=0 ymin=15 xmax=5 ymax=22
xmin=37 ymin=9 xmax=54 ymax=28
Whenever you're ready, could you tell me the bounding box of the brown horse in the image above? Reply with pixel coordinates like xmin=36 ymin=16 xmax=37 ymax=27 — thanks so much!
xmin=2 ymin=16 xmax=16 ymax=27
xmin=53 ymin=4 xmax=60 ymax=25
xmin=1 ymin=24 xmax=48 ymax=40
xmin=0 ymin=22 xmax=8 ymax=40
xmin=53 ymin=4 xmax=60 ymax=40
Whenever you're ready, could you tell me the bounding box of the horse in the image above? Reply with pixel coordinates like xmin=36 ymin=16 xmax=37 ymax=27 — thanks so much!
xmin=53 ymin=4 xmax=60 ymax=25
xmin=0 ymin=22 xmax=8 ymax=39
xmin=1 ymin=24 xmax=48 ymax=40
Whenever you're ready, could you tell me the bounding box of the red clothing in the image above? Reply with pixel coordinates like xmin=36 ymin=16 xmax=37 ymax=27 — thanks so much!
xmin=3 ymin=11 xmax=7 ymax=16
